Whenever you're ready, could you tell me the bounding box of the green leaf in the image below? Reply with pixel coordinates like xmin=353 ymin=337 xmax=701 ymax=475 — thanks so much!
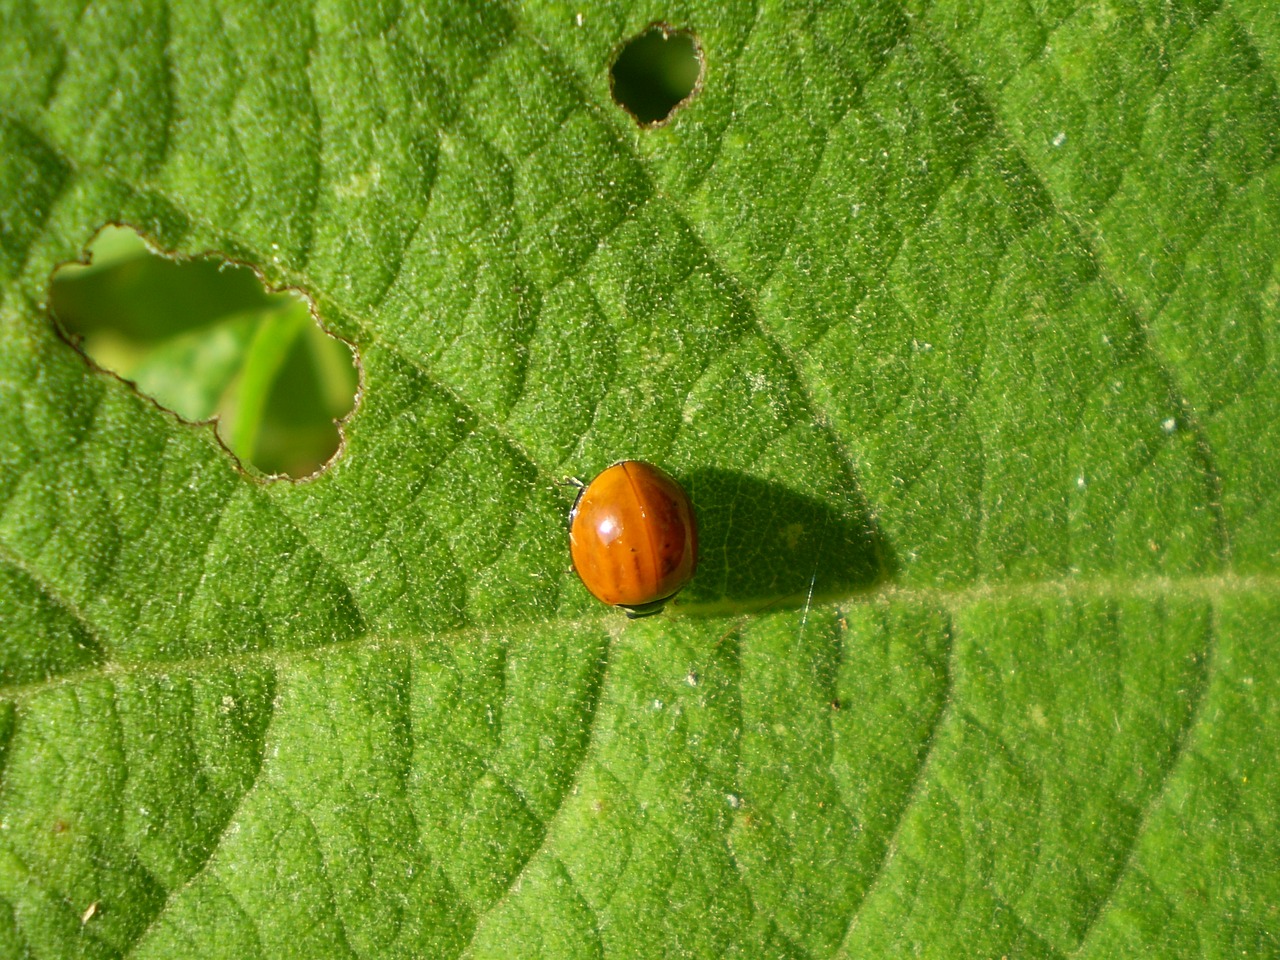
xmin=1 ymin=1 xmax=1278 ymax=958
xmin=126 ymin=311 xmax=259 ymax=425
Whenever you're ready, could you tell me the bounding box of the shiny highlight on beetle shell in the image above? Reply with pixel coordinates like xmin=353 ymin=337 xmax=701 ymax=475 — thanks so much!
xmin=569 ymin=460 xmax=698 ymax=617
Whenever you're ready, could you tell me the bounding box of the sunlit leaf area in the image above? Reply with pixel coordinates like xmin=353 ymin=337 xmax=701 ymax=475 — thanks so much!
xmin=0 ymin=2 xmax=1277 ymax=957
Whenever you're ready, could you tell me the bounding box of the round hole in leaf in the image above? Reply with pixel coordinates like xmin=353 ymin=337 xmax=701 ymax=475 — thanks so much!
xmin=610 ymin=24 xmax=703 ymax=126
xmin=48 ymin=226 xmax=360 ymax=480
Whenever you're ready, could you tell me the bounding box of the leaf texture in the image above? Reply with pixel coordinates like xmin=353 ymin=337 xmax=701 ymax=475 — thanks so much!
xmin=0 ymin=1 xmax=1277 ymax=957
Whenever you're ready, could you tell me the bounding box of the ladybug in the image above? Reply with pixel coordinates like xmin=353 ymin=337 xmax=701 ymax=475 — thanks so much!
xmin=569 ymin=460 xmax=698 ymax=617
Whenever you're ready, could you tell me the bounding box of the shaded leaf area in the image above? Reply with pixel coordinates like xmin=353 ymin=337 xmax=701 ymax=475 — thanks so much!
xmin=681 ymin=467 xmax=884 ymax=606
xmin=0 ymin=0 xmax=1277 ymax=957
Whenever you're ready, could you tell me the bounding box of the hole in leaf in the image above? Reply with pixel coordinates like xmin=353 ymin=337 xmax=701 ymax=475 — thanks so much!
xmin=49 ymin=226 xmax=359 ymax=480
xmin=610 ymin=24 xmax=703 ymax=126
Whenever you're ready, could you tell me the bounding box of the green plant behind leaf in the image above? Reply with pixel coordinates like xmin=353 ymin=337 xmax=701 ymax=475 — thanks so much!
xmin=49 ymin=227 xmax=357 ymax=477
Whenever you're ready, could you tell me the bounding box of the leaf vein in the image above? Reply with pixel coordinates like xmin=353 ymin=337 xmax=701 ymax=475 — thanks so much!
xmin=830 ymin=609 xmax=955 ymax=958
xmin=1069 ymin=598 xmax=1217 ymax=956
xmin=453 ymin=623 xmax=612 ymax=957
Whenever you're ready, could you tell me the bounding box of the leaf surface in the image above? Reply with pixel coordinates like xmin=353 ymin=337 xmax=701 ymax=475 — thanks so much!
xmin=0 ymin=1 xmax=1277 ymax=957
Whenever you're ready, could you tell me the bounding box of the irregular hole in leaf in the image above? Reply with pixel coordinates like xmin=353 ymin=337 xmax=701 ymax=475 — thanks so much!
xmin=610 ymin=24 xmax=703 ymax=126
xmin=48 ymin=225 xmax=359 ymax=480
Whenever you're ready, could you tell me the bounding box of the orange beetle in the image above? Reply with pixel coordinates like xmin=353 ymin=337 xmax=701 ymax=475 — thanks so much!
xmin=569 ymin=460 xmax=698 ymax=617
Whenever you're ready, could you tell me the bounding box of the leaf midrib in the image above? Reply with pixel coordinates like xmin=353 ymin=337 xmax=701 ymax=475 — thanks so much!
xmin=1 ymin=571 xmax=1268 ymax=701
